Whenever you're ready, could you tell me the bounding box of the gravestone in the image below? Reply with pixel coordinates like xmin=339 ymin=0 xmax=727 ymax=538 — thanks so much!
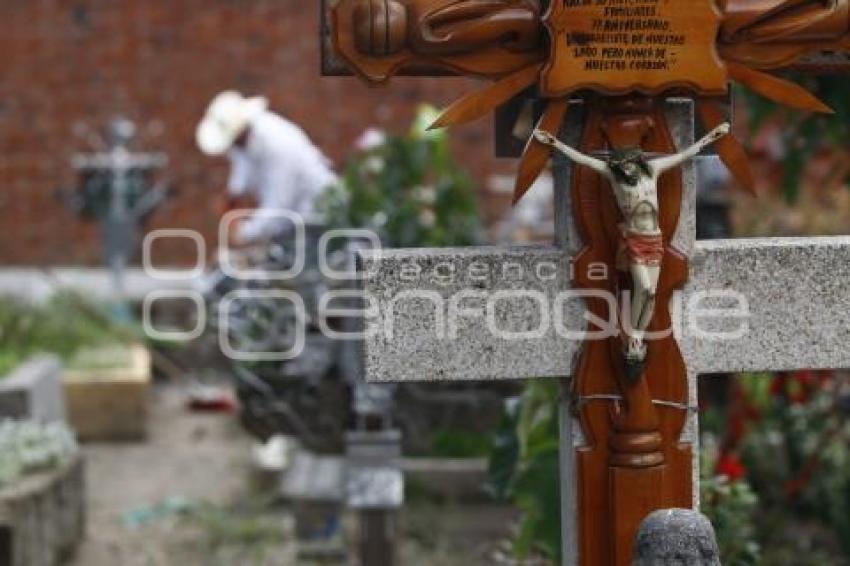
xmin=0 ymin=356 xmax=65 ymax=424
xmin=345 ymin=429 xmax=403 ymax=566
xmin=324 ymin=1 xmax=850 ymax=563
xmin=0 ymin=455 xmax=85 ymax=566
xmin=281 ymin=449 xmax=347 ymax=560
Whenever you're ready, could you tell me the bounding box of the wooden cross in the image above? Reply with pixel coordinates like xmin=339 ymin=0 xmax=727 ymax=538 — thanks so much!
xmin=323 ymin=1 xmax=850 ymax=563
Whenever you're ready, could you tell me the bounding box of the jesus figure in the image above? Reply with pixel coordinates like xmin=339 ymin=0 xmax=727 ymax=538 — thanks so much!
xmin=534 ymin=122 xmax=731 ymax=381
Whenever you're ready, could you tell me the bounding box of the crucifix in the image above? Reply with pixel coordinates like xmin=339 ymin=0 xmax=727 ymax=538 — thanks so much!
xmin=533 ymin=122 xmax=730 ymax=381
xmin=68 ymin=118 xmax=168 ymax=315
xmin=323 ymin=1 xmax=850 ymax=564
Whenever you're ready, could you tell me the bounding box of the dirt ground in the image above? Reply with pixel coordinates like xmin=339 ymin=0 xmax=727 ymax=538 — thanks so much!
xmin=67 ymin=382 xmax=520 ymax=566
xmin=68 ymin=383 xmax=294 ymax=565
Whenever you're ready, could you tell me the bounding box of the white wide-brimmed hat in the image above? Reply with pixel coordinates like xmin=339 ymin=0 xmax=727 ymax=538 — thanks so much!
xmin=196 ymin=91 xmax=268 ymax=156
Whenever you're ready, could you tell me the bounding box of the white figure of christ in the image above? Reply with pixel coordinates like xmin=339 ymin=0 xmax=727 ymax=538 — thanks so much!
xmin=534 ymin=122 xmax=731 ymax=380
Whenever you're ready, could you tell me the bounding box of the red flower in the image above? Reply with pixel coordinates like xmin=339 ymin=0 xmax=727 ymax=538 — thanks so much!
xmin=770 ymin=373 xmax=789 ymax=397
xmin=792 ymin=370 xmax=816 ymax=387
xmin=716 ymin=452 xmax=746 ymax=481
xmin=770 ymin=371 xmax=815 ymax=404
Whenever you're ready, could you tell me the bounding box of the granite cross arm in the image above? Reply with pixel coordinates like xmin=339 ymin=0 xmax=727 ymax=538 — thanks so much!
xmin=356 ymin=221 xmax=850 ymax=566
xmin=357 ymin=236 xmax=850 ymax=383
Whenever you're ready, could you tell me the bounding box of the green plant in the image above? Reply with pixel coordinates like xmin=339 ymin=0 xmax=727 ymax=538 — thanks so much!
xmin=185 ymin=502 xmax=284 ymax=549
xmin=488 ymin=381 xmax=763 ymax=564
xmin=488 ymin=380 xmax=561 ymax=562
xmin=0 ymin=292 xmax=134 ymax=375
xmin=431 ymin=427 xmax=492 ymax=458
xmin=700 ymin=475 xmax=761 ymax=566
xmin=700 ymin=433 xmax=761 ymax=565
xmin=318 ymin=105 xmax=481 ymax=248
xmin=736 ymin=372 xmax=850 ymax=559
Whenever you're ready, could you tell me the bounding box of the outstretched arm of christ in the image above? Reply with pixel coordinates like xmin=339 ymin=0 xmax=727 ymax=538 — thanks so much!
xmin=650 ymin=122 xmax=731 ymax=176
xmin=533 ymin=129 xmax=609 ymax=176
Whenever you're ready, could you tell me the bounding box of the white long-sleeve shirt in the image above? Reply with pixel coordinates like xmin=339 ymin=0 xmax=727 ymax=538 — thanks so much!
xmin=227 ymin=111 xmax=337 ymax=243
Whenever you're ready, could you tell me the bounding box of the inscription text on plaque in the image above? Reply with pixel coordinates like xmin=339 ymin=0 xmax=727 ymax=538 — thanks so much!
xmin=542 ymin=0 xmax=727 ymax=97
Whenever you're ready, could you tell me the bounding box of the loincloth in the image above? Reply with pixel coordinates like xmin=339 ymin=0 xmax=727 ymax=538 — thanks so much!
xmin=616 ymin=228 xmax=664 ymax=270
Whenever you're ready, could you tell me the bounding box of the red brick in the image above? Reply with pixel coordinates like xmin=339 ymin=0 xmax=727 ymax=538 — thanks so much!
xmin=0 ymin=0 xmax=511 ymax=266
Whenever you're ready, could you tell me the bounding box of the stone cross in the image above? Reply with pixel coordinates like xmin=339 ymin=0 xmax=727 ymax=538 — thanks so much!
xmin=70 ymin=118 xmax=168 ymax=297
xmin=355 ymin=100 xmax=850 ymax=564
xmin=324 ymin=1 xmax=850 ymax=563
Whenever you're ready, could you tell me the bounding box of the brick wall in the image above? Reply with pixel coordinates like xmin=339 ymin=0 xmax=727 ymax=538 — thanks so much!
xmin=0 ymin=0 xmax=518 ymax=266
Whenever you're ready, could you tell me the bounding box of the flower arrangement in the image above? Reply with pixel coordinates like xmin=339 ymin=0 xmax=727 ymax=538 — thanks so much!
xmin=0 ymin=420 xmax=78 ymax=487
xmin=0 ymin=292 xmax=134 ymax=377
xmin=318 ymin=105 xmax=481 ymax=249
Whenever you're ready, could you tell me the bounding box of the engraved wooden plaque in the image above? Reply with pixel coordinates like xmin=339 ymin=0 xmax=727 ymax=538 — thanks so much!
xmin=541 ymin=0 xmax=728 ymax=97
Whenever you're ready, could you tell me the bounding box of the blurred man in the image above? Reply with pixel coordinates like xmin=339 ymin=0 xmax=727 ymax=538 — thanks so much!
xmin=196 ymin=91 xmax=337 ymax=247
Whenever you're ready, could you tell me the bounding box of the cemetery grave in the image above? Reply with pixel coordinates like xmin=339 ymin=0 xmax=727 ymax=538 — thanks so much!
xmin=2 ymin=1 xmax=850 ymax=565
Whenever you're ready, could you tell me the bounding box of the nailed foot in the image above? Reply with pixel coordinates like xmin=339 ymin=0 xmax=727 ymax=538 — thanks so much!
xmin=623 ymin=348 xmax=646 ymax=384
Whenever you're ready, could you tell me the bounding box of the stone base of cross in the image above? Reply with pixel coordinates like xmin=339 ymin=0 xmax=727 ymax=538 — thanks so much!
xmin=356 ymin=100 xmax=850 ymax=564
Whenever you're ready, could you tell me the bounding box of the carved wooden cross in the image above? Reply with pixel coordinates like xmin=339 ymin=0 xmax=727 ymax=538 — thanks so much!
xmin=323 ymin=1 xmax=850 ymax=563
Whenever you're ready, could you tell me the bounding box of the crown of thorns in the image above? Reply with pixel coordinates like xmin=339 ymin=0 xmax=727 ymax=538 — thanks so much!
xmin=604 ymin=148 xmax=652 ymax=185
xmin=607 ymin=147 xmax=648 ymax=168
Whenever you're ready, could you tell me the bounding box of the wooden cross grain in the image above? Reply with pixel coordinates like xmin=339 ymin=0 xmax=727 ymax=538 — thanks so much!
xmin=322 ymin=1 xmax=850 ymax=563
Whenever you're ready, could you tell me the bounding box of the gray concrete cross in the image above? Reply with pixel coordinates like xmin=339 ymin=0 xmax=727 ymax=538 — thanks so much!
xmin=356 ymin=100 xmax=850 ymax=565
